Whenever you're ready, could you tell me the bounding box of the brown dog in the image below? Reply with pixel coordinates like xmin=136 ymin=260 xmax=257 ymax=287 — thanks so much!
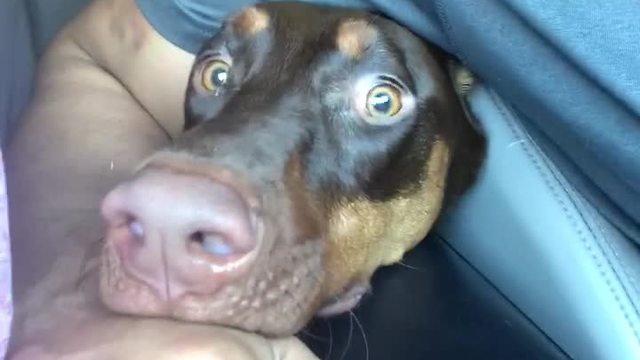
xmin=99 ymin=2 xmax=485 ymax=337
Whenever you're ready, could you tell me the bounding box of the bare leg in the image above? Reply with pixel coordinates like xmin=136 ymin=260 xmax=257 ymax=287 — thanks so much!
xmin=7 ymin=0 xmax=192 ymax=301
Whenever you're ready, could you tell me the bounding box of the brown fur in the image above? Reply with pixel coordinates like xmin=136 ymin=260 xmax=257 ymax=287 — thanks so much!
xmin=322 ymin=140 xmax=450 ymax=296
xmin=283 ymin=153 xmax=326 ymax=244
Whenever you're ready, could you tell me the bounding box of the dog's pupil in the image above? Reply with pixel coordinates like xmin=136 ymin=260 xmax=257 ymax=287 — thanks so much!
xmin=371 ymin=92 xmax=391 ymax=113
xmin=212 ymin=69 xmax=228 ymax=86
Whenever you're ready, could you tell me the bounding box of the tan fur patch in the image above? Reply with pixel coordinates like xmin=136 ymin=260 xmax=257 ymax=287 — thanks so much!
xmin=336 ymin=19 xmax=378 ymax=59
xmin=232 ymin=7 xmax=270 ymax=36
xmin=322 ymin=140 xmax=451 ymax=296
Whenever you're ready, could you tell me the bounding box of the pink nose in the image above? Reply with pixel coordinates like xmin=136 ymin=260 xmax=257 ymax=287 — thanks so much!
xmin=101 ymin=169 xmax=261 ymax=301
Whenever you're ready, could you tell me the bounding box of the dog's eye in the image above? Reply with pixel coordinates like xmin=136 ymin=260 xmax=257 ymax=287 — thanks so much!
xmin=201 ymin=59 xmax=231 ymax=92
xmin=365 ymin=84 xmax=402 ymax=120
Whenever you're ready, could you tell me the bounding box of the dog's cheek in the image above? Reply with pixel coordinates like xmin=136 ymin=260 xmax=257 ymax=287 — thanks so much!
xmin=321 ymin=140 xmax=451 ymax=296
xmin=282 ymin=152 xmax=327 ymax=245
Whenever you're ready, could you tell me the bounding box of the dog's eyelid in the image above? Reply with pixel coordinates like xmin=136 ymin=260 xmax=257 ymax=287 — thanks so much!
xmin=373 ymin=74 xmax=417 ymax=98
xmin=377 ymin=74 xmax=405 ymax=88
xmin=199 ymin=46 xmax=234 ymax=66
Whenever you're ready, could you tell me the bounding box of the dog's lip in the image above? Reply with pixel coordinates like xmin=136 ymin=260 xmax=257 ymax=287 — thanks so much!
xmin=136 ymin=151 xmax=262 ymax=212
xmin=316 ymin=282 xmax=371 ymax=317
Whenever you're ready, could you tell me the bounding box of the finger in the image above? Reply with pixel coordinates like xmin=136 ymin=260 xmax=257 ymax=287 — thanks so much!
xmin=271 ymin=337 xmax=320 ymax=360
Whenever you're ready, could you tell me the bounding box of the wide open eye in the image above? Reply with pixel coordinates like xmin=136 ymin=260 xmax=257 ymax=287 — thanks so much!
xmin=201 ymin=59 xmax=231 ymax=92
xmin=365 ymin=84 xmax=402 ymax=119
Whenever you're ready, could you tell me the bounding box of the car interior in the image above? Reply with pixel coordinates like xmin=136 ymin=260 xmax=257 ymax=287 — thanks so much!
xmin=3 ymin=0 xmax=639 ymax=359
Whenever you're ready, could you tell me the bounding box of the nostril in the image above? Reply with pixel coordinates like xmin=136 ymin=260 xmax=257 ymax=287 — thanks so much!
xmin=191 ymin=232 xmax=235 ymax=257
xmin=128 ymin=217 xmax=145 ymax=241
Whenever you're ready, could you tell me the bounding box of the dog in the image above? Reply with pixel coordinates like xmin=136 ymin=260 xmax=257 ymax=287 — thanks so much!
xmin=99 ymin=1 xmax=486 ymax=336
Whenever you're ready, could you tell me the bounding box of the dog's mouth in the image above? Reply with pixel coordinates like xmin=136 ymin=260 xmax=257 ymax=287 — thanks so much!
xmin=317 ymin=282 xmax=371 ymax=317
xmin=99 ymin=234 xmax=327 ymax=335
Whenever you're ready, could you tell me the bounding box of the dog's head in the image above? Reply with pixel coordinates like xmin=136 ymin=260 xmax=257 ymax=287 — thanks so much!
xmin=100 ymin=2 xmax=485 ymax=336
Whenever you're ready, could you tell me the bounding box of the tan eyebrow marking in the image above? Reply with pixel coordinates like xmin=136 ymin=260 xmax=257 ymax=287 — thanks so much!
xmin=231 ymin=6 xmax=270 ymax=36
xmin=335 ymin=19 xmax=378 ymax=59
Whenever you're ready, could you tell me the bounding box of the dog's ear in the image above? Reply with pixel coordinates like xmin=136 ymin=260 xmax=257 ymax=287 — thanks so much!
xmin=442 ymin=62 xmax=487 ymax=207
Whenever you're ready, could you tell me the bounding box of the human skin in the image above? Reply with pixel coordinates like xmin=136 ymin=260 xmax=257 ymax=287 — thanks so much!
xmin=5 ymin=0 xmax=317 ymax=358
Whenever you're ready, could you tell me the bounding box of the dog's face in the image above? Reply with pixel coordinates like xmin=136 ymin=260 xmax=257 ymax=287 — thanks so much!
xmin=100 ymin=2 xmax=482 ymax=336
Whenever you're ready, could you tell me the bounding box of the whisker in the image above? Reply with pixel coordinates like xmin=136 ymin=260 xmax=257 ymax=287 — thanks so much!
xmin=397 ymin=261 xmax=424 ymax=271
xmin=338 ymin=313 xmax=354 ymax=360
xmin=507 ymin=139 xmax=526 ymax=148
xmin=301 ymin=328 xmax=328 ymax=342
xmin=325 ymin=318 xmax=334 ymax=360
xmin=351 ymin=311 xmax=370 ymax=360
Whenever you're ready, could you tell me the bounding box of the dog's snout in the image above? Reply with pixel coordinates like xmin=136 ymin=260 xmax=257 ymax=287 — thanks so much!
xmin=100 ymin=168 xmax=262 ymax=301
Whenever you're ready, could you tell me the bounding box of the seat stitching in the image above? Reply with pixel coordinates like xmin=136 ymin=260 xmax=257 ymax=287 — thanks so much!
xmin=486 ymin=88 xmax=640 ymax=344
xmin=520 ymin=109 xmax=640 ymax=309
xmin=525 ymin=110 xmax=640 ymax=338
xmin=536 ymin=131 xmax=640 ymax=329
xmin=585 ymin=197 xmax=640 ymax=311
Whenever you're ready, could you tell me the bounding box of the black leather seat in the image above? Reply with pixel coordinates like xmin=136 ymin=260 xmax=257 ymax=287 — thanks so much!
xmin=302 ymin=235 xmax=569 ymax=359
